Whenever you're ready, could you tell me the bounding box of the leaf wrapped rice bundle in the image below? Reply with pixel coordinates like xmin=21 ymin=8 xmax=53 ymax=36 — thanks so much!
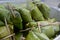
xmin=17 ymin=8 xmax=33 ymax=23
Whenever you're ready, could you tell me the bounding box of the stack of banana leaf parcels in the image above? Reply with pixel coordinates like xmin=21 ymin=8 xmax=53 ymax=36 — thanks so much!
xmin=0 ymin=0 xmax=60 ymax=40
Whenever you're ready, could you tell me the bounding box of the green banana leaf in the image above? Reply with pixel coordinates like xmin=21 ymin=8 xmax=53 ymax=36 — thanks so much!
xmin=41 ymin=26 xmax=55 ymax=38
xmin=32 ymin=27 xmax=50 ymax=40
xmin=37 ymin=3 xmax=50 ymax=19
xmin=26 ymin=2 xmax=44 ymax=21
xmin=26 ymin=31 xmax=40 ymax=40
xmin=38 ymin=21 xmax=59 ymax=38
xmin=0 ymin=25 xmax=13 ymax=40
xmin=0 ymin=26 xmax=10 ymax=40
xmin=52 ymin=24 xmax=60 ymax=33
xmin=18 ymin=8 xmax=33 ymax=22
xmin=10 ymin=11 xmax=23 ymax=30
xmin=34 ymin=33 xmax=50 ymax=40
xmin=30 ymin=5 xmax=44 ymax=21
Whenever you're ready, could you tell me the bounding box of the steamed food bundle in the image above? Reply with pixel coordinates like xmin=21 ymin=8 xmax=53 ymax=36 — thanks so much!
xmin=0 ymin=1 xmax=59 ymax=40
xmin=17 ymin=8 xmax=33 ymax=23
xmin=32 ymin=0 xmax=50 ymax=19
xmin=0 ymin=25 xmax=13 ymax=40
